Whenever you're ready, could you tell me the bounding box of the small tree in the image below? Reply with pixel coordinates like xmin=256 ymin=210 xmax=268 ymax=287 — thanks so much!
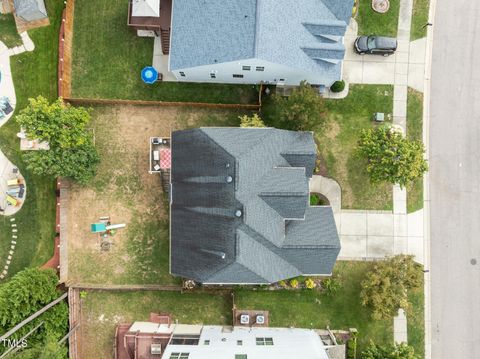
xmin=271 ymin=81 xmax=325 ymax=131
xmin=358 ymin=125 xmax=428 ymax=188
xmin=360 ymin=255 xmax=422 ymax=320
xmin=239 ymin=113 xmax=266 ymax=128
xmin=12 ymin=334 xmax=67 ymax=359
xmin=16 ymin=96 xmax=100 ymax=184
xmin=0 ymin=268 xmax=68 ymax=354
xmin=362 ymin=341 xmax=420 ymax=359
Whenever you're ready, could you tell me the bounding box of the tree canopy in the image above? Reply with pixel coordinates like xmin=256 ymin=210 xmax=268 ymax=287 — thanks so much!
xmin=16 ymin=96 xmax=100 ymax=184
xmin=267 ymin=81 xmax=326 ymax=131
xmin=0 ymin=268 xmax=68 ymax=356
xmin=362 ymin=341 xmax=420 ymax=359
xmin=358 ymin=125 xmax=428 ymax=188
xmin=360 ymin=255 xmax=422 ymax=320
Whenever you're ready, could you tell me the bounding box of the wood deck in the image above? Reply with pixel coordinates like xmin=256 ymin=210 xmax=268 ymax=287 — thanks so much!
xmin=127 ymin=0 xmax=171 ymax=30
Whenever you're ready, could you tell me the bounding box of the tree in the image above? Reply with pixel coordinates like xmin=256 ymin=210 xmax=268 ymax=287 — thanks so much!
xmin=12 ymin=333 xmax=67 ymax=359
xmin=16 ymin=96 xmax=100 ymax=184
xmin=360 ymin=255 xmax=422 ymax=320
xmin=362 ymin=341 xmax=420 ymax=359
xmin=270 ymin=81 xmax=325 ymax=131
xmin=358 ymin=125 xmax=428 ymax=188
xmin=0 ymin=268 xmax=68 ymax=355
xmin=239 ymin=113 xmax=266 ymax=128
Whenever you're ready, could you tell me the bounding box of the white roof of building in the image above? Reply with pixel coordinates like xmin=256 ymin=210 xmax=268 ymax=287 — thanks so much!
xmin=131 ymin=0 xmax=159 ymax=17
xmin=163 ymin=326 xmax=330 ymax=359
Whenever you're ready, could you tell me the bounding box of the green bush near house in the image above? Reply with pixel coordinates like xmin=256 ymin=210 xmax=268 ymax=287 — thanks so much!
xmin=331 ymin=80 xmax=346 ymax=93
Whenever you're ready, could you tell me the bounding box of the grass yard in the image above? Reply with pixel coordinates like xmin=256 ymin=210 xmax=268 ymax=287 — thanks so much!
xmin=319 ymin=85 xmax=393 ymax=210
xmin=411 ymin=0 xmax=430 ymax=41
xmin=79 ymin=290 xmax=231 ymax=359
xmin=356 ymin=0 xmax=400 ymax=37
xmin=407 ymin=281 xmax=425 ymax=358
xmin=406 ymin=88 xmax=424 ymax=213
xmin=234 ymin=262 xmax=393 ymax=355
xmin=0 ymin=13 xmax=22 ymax=48
xmin=71 ymin=0 xmax=258 ymax=104
xmin=0 ymin=0 xmax=63 ymax=281
xmin=77 ymin=261 xmax=426 ymax=358
xmin=66 ymin=105 xmax=247 ymax=285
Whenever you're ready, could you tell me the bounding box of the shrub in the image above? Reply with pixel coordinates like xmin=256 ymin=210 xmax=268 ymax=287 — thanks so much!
xmin=239 ymin=113 xmax=266 ymax=128
xmin=358 ymin=125 xmax=428 ymax=188
xmin=362 ymin=341 xmax=420 ymax=359
xmin=269 ymin=81 xmax=326 ymax=131
xmin=322 ymin=277 xmax=342 ymax=296
xmin=304 ymin=278 xmax=316 ymax=289
xmin=360 ymin=255 xmax=422 ymax=319
xmin=330 ymin=80 xmax=346 ymax=93
xmin=278 ymin=280 xmax=287 ymax=288
xmin=289 ymin=279 xmax=299 ymax=288
xmin=346 ymin=330 xmax=358 ymax=359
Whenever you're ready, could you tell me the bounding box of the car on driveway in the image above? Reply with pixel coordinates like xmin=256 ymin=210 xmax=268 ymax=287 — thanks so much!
xmin=354 ymin=35 xmax=397 ymax=56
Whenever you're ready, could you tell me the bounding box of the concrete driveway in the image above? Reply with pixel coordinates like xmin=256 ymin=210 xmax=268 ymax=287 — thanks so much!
xmin=343 ymin=19 xmax=426 ymax=92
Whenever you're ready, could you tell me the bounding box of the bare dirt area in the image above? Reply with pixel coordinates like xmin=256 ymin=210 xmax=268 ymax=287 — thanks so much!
xmin=66 ymin=105 xmax=244 ymax=285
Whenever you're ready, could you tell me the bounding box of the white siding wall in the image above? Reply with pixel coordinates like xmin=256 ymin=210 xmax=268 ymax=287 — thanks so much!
xmin=170 ymin=58 xmax=338 ymax=86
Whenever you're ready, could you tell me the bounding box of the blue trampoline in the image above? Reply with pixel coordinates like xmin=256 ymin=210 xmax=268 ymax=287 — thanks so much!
xmin=141 ymin=66 xmax=158 ymax=84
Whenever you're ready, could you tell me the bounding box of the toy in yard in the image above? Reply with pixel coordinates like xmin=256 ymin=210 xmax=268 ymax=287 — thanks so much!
xmin=90 ymin=216 xmax=127 ymax=251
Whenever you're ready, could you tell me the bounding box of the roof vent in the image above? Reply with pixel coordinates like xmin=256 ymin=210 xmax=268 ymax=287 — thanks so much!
xmin=235 ymin=210 xmax=242 ymax=217
xmin=226 ymin=176 xmax=233 ymax=183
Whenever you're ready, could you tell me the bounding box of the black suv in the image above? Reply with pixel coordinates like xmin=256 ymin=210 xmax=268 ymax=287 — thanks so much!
xmin=354 ymin=35 xmax=397 ymax=56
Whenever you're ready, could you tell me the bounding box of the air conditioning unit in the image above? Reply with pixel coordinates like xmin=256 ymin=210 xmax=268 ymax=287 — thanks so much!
xmin=240 ymin=314 xmax=250 ymax=325
xmin=256 ymin=315 xmax=265 ymax=325
xmin=151 ymin=344 xmax=162 ymax=355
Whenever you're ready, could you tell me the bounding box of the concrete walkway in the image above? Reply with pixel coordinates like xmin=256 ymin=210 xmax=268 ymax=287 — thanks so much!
xmin=394 ymin=308 xmax=408 ymax=343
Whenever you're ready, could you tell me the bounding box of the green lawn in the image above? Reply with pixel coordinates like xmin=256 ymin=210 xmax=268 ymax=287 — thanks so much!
xmin=320 ymin=85 xmax=393 ymax=210
xmin=0 ymin=13 xmax=22 ymax=48
xmin=71 ymin=0 xmax=258 ymax=104
xmin=0 ymin=0 xmax=63 ymax=281
xmin=356 ymin=0 xmax=400 ymax=37
xmin=411 ymin=0 xmax=430 ymax=41
xmin=407 ymin=282 xmax=425 ymax=358
xmin=406 ymin=88 xmax=424 ymax=213
xmin=234 ymin=262 xmax=393 ymax=354
xmin=81 ymin=290 xmax=231 ymax=358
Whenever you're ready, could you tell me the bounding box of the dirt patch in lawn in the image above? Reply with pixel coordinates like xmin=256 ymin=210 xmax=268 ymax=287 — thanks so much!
xmin=66 ymin=105 xmax=244 ymax=285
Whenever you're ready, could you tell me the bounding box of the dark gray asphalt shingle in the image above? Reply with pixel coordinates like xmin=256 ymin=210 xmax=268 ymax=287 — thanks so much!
xmin=170 ymin=128 xmax=341 ymax=284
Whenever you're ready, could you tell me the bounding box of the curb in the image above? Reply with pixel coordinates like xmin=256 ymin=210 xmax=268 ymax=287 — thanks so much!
xmin=422 ymin=0 xmax=438 ymax=357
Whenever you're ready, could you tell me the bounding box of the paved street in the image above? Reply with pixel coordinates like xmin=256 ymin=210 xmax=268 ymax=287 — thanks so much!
xmin=430 ymin=0 xmax=480 ymax=357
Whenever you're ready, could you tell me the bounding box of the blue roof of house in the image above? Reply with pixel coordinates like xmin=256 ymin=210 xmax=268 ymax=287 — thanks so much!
xmin=169 ymin=0 xmax=354 ymax=84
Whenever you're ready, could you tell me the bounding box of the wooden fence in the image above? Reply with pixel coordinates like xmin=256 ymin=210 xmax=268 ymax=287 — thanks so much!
xmin=64 ymin=97 xmax=261 ymax=110
xmin=58 ymin=0 xmax=74 ymax=98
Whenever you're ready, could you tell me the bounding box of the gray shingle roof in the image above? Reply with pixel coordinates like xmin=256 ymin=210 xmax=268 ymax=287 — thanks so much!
xmin=169 ymin=0 xmax=354 ymax=85
xmin=14 ymin=0 xmax=47 ymax=21
xmin=170 ymin=128 xmax=340 ymax=284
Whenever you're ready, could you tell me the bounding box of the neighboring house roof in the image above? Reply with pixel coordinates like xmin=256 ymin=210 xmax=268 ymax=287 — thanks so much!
xmin=131 ymin=0 xmax=160 ymax=17
xmin=169 ymin=0 xmax=354 ymax=84
xmin=14 ymin=0 xmax=47 ymax=22
xmin=170 ymin=128 xmax=340 ymax=284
